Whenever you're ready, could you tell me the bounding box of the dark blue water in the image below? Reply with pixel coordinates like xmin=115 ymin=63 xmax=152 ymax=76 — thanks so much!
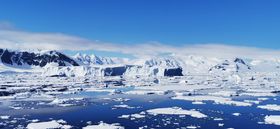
xmin=1 ymin=92 xmax=280 ymax=129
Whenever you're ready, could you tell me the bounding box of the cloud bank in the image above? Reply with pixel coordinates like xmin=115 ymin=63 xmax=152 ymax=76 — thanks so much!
xmin=0 ymin=29 xmax=279 ymax=59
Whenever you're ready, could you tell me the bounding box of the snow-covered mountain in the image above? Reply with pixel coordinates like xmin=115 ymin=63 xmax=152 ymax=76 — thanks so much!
xmin=209 ymin=58 xmax=251 ymax=73
xmin=73 ymin=53 xmax=115 ymax=65
xmin=2 ymin=48 xmax=280 ymax=77
xmin=174 ymin=55 xmax=220 ymax=74
xmin=141 ymin=57 xmax=181 ymax=68
xmin=0 ymin=49 xmax=79 ymax=68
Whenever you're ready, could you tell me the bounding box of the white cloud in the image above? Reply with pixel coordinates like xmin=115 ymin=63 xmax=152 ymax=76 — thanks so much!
xmin=0 ymin=29 xmax=280 ymax=59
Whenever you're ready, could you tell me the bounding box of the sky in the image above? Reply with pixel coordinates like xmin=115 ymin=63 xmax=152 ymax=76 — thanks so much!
xmin=0 ymin=0 xmax=280 ymax=59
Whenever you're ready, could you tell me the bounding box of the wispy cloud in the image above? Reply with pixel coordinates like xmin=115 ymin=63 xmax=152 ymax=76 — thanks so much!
xmin=0 ymin=21 xmax=15 ymax=30
xmin=0 ymin=29 xmax=280 ymax=59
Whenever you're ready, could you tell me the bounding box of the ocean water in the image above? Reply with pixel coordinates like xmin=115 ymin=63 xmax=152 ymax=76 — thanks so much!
xmin=1 ymin=90 xmax=280 ymax=129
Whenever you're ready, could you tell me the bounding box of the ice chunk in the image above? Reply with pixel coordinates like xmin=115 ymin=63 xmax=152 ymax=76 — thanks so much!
xmin=26 ymin=120 xmax=72 ymax=129
xmin=146 ymin=107 xmax=207 ymax=118
xmin=264 ymin=115 xmax=280 ymax=126
xmin=258 ymin=104 xmax=280 ymax=111
xmin=232 ymin=113 xmax=241 ymax=116
xmin=0 ymin=115 xmax=10 ymax=119
xmin=172 ymin=95 xmax=252 ymax=107
xmin=83 ymin=121 xmax=124 ymax=129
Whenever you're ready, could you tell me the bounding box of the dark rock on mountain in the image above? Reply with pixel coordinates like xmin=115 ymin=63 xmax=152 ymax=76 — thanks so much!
xmin=234 ymin=58 xmax=251 ymax=70
xmin=0 ymin=49 xmax=79 ymax=67
xmin=234 ymin=58 xmax=246 ymax=65
xmin=209 ymin=58 xmax=251 ymax=72
xmin=164 ymin=68 xmax=183 ymax=77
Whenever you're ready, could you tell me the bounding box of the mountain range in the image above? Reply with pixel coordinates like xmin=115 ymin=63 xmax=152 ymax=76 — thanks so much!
xmin=1 ymin=48 xmax=280 ymax=77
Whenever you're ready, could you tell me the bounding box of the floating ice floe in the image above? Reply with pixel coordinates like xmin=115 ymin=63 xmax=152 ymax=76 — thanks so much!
xmin=112 ymin=104 xmax=135 ymax=109
xmin=232 ymin=113 xmax=241 ymax=116
xmin=130 ymin=113 xmax=146 ymax=120
xmin=264 ymin=115 xmax=280 ymax=126
xmin=243 ymin=100 xmax=260 ymax=104
xmin=146 ymin=107 xmax=207 ymax=118
xmin=49 ymin=97 xmax=84 ymax=107
xmin=186 ymin=125 xmax=200 ymax=129
xmin=258 ymin=98 xmax=269 ymax=101
xmin=213 ymin=118 xmax=223 ymax=121
xmin=9 ymin=105 xmax=23 ymax=110
xmin=172 ymin=95 xmax=252 ymax=107
xmin=29 ymin=119 xmax=39 ymax=123
xmin=83 ymin=121 xmax=124 ymax=129
xmin=112 ymin=98 xmax=130 ymax=102
xmin=0 ymin=115 xmax=10 ymax=119
xmin=240 ymin=92 xmax=277 ymax=97
xmin=192 ymin=101 xmax=205 ymax=105
xmin=118 ymin=115 xmax=130 ymax=119
xmin=258 ymin=104 xmax=280 ymax=111
xmin=26 ymin=120 xmax=72 ymax=129
xmin=119 ymin=112 xmax=146 ymax=120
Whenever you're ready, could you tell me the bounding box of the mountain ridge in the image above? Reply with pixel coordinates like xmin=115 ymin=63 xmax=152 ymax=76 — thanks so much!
xmin=0 ymin=48 xmax=79 ymax=67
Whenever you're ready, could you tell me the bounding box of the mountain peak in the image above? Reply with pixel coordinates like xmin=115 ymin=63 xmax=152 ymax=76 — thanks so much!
xmin=73 ymin=53 xmax=115 ymax=65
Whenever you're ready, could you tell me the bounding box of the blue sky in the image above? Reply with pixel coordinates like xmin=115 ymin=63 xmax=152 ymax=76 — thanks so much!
xmin=0 ymin=0 xmax=280 ymax=58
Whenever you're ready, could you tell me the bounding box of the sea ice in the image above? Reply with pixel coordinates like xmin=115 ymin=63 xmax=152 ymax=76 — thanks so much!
xmin=83 ymin=121 xmax=124 ymax=129
xmin=146 ymin=107 xmax=207 ymax=118
xmin=113 ymin=104 xmax=135 ymax=109
xmin=192 ymin=101 xmax=205 ymax=105
xmin=232 ymin=113 xmax=241 ymax=116
xmin=26 ymin=120 xmax=72 ymax=129
xmin=0 ymin=115 xmax=10 ymax=119
xmin=264 ymin=115 xmax=280 ymax=126
xmin=257 ymin=104 xmax=280 ymax=111
xmin=172 ymin=95 xmax=252 ymax=106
